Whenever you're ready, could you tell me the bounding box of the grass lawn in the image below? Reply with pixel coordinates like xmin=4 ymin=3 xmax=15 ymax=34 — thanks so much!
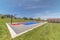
xmin=0 ymin=18 xmax=60 ymax=40
xmin=0 ymin=18 xmax=31 ymax=40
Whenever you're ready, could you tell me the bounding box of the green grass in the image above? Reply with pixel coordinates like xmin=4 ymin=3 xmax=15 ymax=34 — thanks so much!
xmin=13 ymin=23 xmax=60 ymax=40
xmin=0 ymin=18 xmax=60 ymax=40
xmin=0 ymin=18 xmax=31 ymax=40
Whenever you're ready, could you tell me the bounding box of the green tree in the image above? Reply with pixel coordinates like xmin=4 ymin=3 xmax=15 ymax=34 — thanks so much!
xmin=1 ymin=16 xmax=4 ymax=19
xmin=29 ymin=17 xmax=34 ymax=20
xmin=23 ymin=17 xmax=28 ymax=20
xmin=36 ymin=17 xmax=41 ymax=21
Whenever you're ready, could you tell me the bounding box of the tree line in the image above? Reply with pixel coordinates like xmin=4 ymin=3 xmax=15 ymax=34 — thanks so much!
xmin=0 ymin=14 xmax=41 ymax=21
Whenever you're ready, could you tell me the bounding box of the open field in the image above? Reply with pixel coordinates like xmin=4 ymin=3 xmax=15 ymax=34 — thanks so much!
xmin=0 ymin=18 xmax=60 ymax=40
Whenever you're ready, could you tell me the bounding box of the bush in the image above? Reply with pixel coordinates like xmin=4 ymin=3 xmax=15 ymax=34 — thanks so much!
xmin=1 ymin=16 xmax=4 ymax=19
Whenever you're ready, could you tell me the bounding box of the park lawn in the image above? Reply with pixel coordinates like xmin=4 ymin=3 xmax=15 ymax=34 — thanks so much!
xmin=0 ymin=18 xmax=60 ymax=40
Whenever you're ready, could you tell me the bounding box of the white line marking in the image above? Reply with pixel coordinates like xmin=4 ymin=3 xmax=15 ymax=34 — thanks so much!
xmin=6 ymin=23 xmax=17 ymax=38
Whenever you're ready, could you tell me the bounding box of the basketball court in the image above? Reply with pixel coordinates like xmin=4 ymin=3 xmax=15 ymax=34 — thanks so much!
xmin=6 ymin=22 xmax=47 ymax=38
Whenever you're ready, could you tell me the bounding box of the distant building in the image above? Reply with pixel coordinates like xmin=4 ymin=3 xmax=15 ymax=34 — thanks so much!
xmin=47 ymin=18 xmax=60 ymax=23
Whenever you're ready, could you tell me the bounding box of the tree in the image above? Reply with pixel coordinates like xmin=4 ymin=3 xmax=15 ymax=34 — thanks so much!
xmin=1 ymin=16 xmax=4 ymax=19
xmin=23 ymin=17 xmax=28 ymax=20
xmin=36 ymin=17 xmax=41 ymax=21
xmin=29 ymin=17 xmax=34 ymax=20
xmin=14 ymin=17 xmax=17 ymax=19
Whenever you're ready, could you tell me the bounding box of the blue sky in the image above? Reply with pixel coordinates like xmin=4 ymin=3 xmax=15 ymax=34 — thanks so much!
xmin=0 ymin=0 xmax=60 ymax=19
